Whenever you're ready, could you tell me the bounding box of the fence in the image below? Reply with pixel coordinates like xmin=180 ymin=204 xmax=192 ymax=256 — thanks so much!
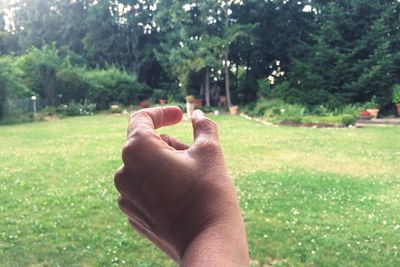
xmin=5 ymin=97 xmax=47 ymax=114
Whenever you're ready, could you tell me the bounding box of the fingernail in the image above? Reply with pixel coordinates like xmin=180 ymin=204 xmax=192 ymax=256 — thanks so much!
xmin=192 ymin=109 xmax=204 ymax=121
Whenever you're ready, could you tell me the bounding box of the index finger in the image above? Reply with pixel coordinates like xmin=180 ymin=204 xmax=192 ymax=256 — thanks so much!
xmin=127 ymin=106 xmax=183 ymax=138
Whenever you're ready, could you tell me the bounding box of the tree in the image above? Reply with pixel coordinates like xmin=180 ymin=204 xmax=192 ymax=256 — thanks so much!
xmin=0 ymin=56 xmax=29 ymax=119
xmin=16 ymin=46 xmax=64 ymax=106
xmin=0 ymin=10 xmax=5 ymax=30
xmin=287 ymin=0 xmax=400 ymax=108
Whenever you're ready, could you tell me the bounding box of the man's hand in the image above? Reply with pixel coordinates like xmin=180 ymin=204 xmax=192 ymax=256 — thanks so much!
xmin=114 ymin=107 xmax=249 ymax=266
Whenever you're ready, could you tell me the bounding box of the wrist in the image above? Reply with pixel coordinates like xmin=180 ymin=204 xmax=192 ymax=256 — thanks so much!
xmin=179 ymin=204 xmax=249 ymax=266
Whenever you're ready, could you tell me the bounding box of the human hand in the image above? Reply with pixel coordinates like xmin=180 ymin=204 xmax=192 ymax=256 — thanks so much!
xmin=114 ymin=107 xmax=249 ymax=266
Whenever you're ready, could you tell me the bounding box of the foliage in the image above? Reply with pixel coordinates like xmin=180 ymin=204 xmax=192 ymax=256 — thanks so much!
xmin=0 ymin=100 xmax=32 ymax=124
xmin=109 ymin=106 xmax=124 ymax=114
xmin=56 ymin=101 xmax=96 ymax=116
xmin=16 ymin=46 xmax=65 ymax=106
xmin=341 ymin=115 xmax=357 ymax=126
xmin=244 ymin=98 xmax=307 ymax=120
xmin=153 ymin=89 xmax=168 ymax=100
xmin=0 ymin=57 xmax=29 ymax=119
xmin=393 ymin=84 xmax=400 ymax=104
xmin=56 ymin=67 xmax=89 ymax=103
xmin=198 ymin=105 xmax=214 ymax=114
xmin=84 ymin=67 xmax=151 ymax=110
xmin=364 ymin=95 xmax=380 ymax=109
xmin=1 ymin=0 xmax=400 ymax=118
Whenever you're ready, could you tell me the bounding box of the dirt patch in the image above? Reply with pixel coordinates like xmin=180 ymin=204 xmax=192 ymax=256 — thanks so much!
xmin=43 ymin=115 xmax=61 ymax=122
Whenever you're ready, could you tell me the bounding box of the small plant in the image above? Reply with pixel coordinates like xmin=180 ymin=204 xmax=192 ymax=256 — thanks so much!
xmin=392 ymin=85 xmax=400 ymax=104
xmin=313 ymin=105 xmax=330 ymax=116
xmin=153 ymin=89 xmax=168 ymax=101
xmin=364 ymin=95 xmax=380 ymax=109
xmin=109 ymin=106 xmax=124 ymax=114
xmin=57 ymin=101 xmax=96 ymax=116
xmin=199 ymin=106 xmax=213 ymax=113
xmin=341 ymin=115 xmax=357 ymax=126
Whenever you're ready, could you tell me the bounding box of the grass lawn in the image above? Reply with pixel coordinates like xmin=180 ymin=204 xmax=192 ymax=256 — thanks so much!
xmin=1 ymin=114 xmax=400 ymax=266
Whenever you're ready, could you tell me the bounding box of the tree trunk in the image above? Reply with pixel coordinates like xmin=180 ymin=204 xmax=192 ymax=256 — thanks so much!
xmin=224 ymin=11 xmax=232 ymax=107
xmin=205 ymin=68 xmax=210 ymax=106
xmin=224 ymin=49 xmax=232 ymax=107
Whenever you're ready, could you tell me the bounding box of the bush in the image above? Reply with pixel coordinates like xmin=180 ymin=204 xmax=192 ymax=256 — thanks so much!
xmin=84 ymin=67 xmax=151 ymax=110
xmin=244 ymin=98 xmax=307 ymax=119
xmin=312 ymin=105 xmax=330 ymax=116
xmin=198 ymin=105 xmax=214 ymax=113
xmin=364 ymin=95 xmax=380 ymax=109
xmin=393 ymin=85 xmax=400 ymax=104
xmin=56 ymin=67 xmax=89 ymax=103
xmin=109 ymin=106 xmax=124 ymax=114
xmin=16 ymin=46 xmax=65 ymax=106
xmin=341 ymin=115 xmax=357 ymax=126
xmin=0 ymin=57 xmax=29 ymax=120
xmin=153 ymin=89 xmax=168 ymax=101
xmin=0 ymin=100 xmax=32 ymax=125
xmin=340 ymin=104 xmax=365 ymax=117
xmin=57 ymin=101 xmax=96 ymax=116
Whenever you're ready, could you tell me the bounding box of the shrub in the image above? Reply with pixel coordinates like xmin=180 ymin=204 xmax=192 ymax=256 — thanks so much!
xmin=364 ymin=95 xmax=380 ymax=109
xmin=0 ymin=57 xmax=29 ymax=120
xmin=312 ymin=105 xmax=331 ymax=116
xmin=340 ymin=104 xmax=365 ymax=116
xmin=0 ymin=100 xmax=32 ymax=125
xmin=84 ymin=67 xmax=151 ymax=109
xmin=57 ymin=101 xmax=96 ymax=116
xmin=109 ymin=106 xmax=124 ymax=114
xmin=56 ymin=67 xmax=89 ymax=103
xmin=16 ymin=46 xmax=64 ymax=106
xmin=153 ymin=89 xmax=168 ymax=101
xmin=341 ymin=115 xmax=357 ymax=126
xmin=393 ymin=85 xmax=400 ymax=104
xmin=198 ymin=105 xmax=214 ymax=113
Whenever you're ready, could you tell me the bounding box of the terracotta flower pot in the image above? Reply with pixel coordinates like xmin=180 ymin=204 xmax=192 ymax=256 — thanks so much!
xmin=396 ymin=103 xmax=400 ymax=115
xmin=229 ymin=105 xmax=238 ymax=115
xmin=159 ymin=99 xmax=167 ymax=106
xmin=366 ymin=108 xmax=379 ymax=119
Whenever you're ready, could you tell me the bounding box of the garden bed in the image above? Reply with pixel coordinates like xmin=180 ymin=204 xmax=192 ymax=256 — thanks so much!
xmin=278 ymin=121 xmax=346 ymax=128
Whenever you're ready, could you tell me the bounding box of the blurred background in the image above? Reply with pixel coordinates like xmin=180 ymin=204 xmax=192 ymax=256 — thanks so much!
xmin=1 ymin=0 xmax=400 ymax=123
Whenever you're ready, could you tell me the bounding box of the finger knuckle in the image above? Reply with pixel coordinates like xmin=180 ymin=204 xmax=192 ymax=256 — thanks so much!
xmin=129 ymin=110 xmax=145 ymax=121
xmin=121 ymin=138 xmax=142 ymax=164
xmin=131 ymin=128 xmax=152 ymax=140
xmin=114 ymin=169 xmax=127 ymax=192
xmin=195 ymin=118 xmax=217 ymax=132
xmin=118 ymin=195 xmax=127 ymax=209
xmin=199 ymin=139 xmax=221 ymax=153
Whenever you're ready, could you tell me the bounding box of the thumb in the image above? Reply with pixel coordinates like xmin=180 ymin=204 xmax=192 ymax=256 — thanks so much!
xmin=191 ymin=109 xmax=219 ymax=145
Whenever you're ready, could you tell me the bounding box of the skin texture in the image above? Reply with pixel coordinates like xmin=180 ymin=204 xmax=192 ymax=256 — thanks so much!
xmin=114 ymin=107 xmax=249 ymax=266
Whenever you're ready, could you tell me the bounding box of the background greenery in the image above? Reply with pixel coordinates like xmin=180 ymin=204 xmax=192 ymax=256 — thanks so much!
xmin=1 ymin=0 xmax=400 ymax=123
xmin=0 ymin=115 xmax=399 ymax=266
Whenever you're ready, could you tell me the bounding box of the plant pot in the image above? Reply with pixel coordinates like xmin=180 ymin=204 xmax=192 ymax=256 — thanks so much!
xmin=193 ymin=98 xmax=203 ymax=108
xmin=159 ymin=99 xmax=167 ymax=106
xmin=396 ymin=103 xmax=400 ymax=116
xmin=366 ymin=108 xmax=379 ymax=119
xmin=229 ymin=105 xmax=238 ymax=115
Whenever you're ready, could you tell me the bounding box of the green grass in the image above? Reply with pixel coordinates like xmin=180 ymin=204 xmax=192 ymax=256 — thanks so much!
xmin=1 ymin=114 xmax=399 ymax=266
